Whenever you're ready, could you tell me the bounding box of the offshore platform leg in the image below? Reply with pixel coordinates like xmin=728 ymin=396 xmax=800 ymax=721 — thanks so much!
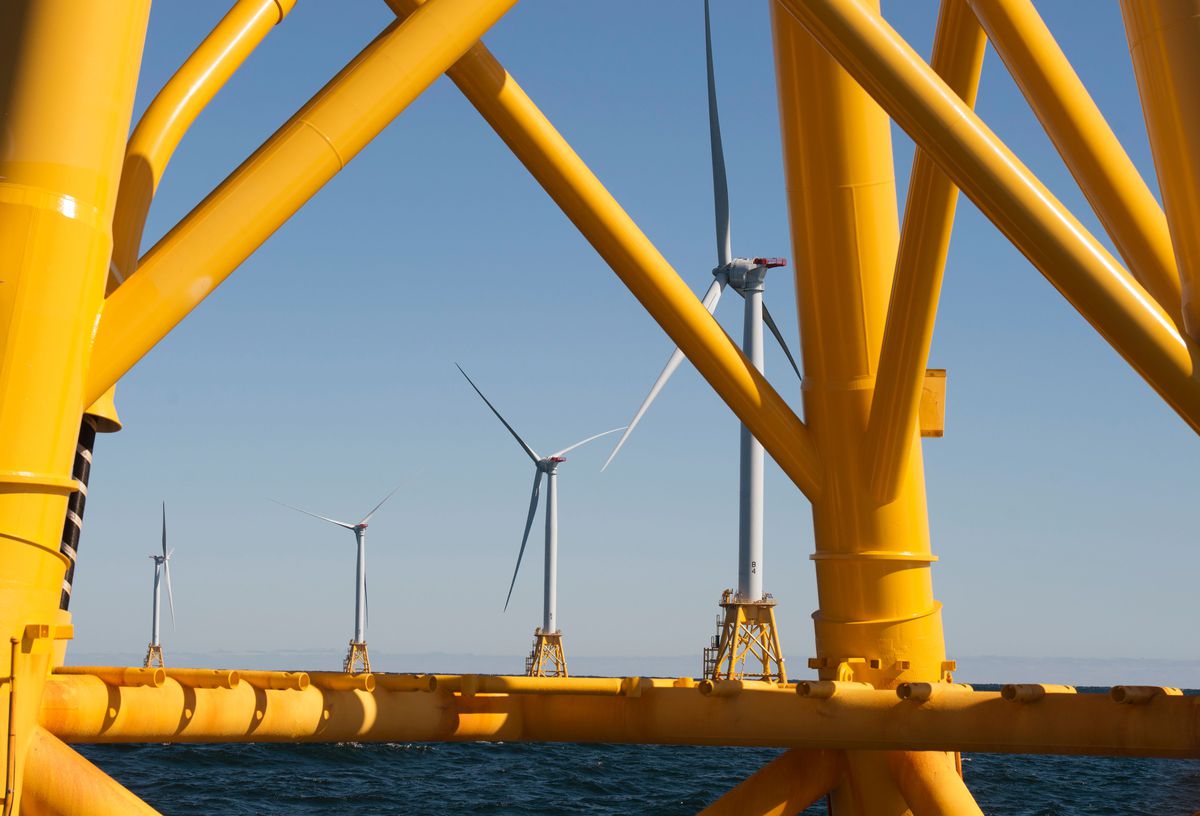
xmin=0 ymin=2 xmax=150 ymax=812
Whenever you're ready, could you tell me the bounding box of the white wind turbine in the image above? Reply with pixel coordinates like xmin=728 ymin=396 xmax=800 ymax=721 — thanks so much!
xmin=144 ymin=502 xmax=175 ymax=669
xmin=274 ymin=486 xmax=400 ymax=673
xmin=604 ymin=0 xmax=802 ymax=610
xmin=457 ymin=364 xmax=623 ymax=675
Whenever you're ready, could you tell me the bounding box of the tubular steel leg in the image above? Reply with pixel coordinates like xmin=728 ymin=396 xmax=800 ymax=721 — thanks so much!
xmin=775 ymin=0 xmax=1200 ymax=437
xmin=1120 ymin=0 xmax=1200 ymax=341
xmin=0 ymin=2 xmax=150 ymax=811
xmin=771 ymin=1 xmax=949 ymax=811
xmin=698 ymin=749 xmax=841 ymax=816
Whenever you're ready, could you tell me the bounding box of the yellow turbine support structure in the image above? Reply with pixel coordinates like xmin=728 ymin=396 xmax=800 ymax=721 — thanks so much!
xmin=0 ymin=2 xmax=150 ymax=812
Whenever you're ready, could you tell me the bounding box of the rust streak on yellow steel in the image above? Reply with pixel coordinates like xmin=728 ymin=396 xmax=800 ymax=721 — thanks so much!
xmin=776 ymin=0 xmax=1200 ymax=437
xmin=966 ymin=0 xmax=1183 ymax=326
xmin=887 ymin=750 xmax=984 ymax=816
xmin=86 ymin=0 xmax=519 ymax=408
xmin=37 ymin=677 xmax=1200 ymax=758
xmin=698 ymin=749 xmax=842 ymax=816
xmin=110 ymin=0 xmax=297 ymax=288
xmin=865 ymin=0 xmax=986 ymax=504
xmin=384 ymin=0 xmax=824 ymax=500
xmin=21 ymin=726 xmax=161 ymax=816
xmin=1121 ymin=0 xmax=1200 ymax=341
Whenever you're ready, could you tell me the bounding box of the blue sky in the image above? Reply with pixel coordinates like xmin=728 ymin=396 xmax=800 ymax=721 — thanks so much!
xmin=71 ymin=1 xmax=1199 ymax=673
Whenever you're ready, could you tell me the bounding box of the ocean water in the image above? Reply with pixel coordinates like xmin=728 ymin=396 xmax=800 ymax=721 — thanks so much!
xmin=80 ymin=741 xmax=1200 ymax=815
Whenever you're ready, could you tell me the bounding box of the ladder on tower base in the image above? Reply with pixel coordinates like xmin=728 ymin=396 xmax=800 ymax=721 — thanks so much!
xmin=702 ymin=589 xmax=786 ymax=682
xmin=525 ymin=629 xmax=567 ymax=677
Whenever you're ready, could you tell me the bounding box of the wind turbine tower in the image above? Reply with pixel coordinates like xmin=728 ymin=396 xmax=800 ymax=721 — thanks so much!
xmin=603 ymin=0 xmax=801 ymax=683
xmin=458 ymin=365 xmax=623 ymax=677
xmin=276 ymin=486 xmax=399 ymax=673
xmin=144 ymin=502 xmax=175 ymax=669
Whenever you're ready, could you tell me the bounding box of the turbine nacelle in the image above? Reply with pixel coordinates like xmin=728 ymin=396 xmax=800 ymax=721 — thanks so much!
xmin=718 ymin=257 xmax=788 ymax=294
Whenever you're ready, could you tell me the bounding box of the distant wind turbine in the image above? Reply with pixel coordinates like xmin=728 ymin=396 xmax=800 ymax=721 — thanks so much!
xmin=274 ymin=485 xmax=400 ymax=673
xmin=602 ymin=0 xmax=799 ymax=682
xmin=144 ymin=502 xmax=175 ymax=669
xmin=457 ymin=364 xmax=623 ymax=677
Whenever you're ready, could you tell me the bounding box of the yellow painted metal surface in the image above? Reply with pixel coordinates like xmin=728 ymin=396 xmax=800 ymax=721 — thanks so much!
xmin=21 ymin=726 xmax=160 ymax=816
xmin=697 ymin=749 xmax=841 ymax=816
xmin=110 ymin=0 xmax=297 ymax=288
xmin=386 ymin=0 xmax=824 ymax=500
xmin=39 ymin=674 xmax=1200 ymax=757
xmin=864 ymin=0 xmax=982 ymax=501
xmin=967 ymin=0 xmax=1183 ymax=328
xmin=85 ymin=0 xmax=520 ymax=408
xmin=0 ymin=0 xmax=1197 ymax=810
xmin=777 ymin=0 xmax=1200 ymax=438
xmin=0 ymin=3 xmax=150 ymax=811
xmin=1121 ymin=0 xmax=1200 ymax=341
xmin=918 ymin=371 xmax=946 ymax=439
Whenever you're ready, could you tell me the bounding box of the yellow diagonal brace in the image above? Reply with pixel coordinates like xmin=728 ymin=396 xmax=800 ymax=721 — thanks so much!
xmin=1121 ymin=1 xmax=1200 ymax=342
xmin=887 ymin=750 xmax=983 ymax=816
xmin=966 ymin=0 xmax=1183 ymax=327
xmin=110 ymin=0 xmax=298 ymax=288
xmin=21 ymin=726 xmax=160 ymax=816
xmin=698 ymin=749 xmax=841 ymax=816
xmin=865 ymin=0 xmax=986 ymax=504
xmin=85 ymin=0 xmax=518 ymax=407
xmin=777 ymin=0 xmax=1200 ymax=437
xmin=384 ymin=0 xmax=822 ymax=499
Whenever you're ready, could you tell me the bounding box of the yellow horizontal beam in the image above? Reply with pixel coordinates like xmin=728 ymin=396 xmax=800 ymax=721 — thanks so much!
xmin=38 ymin=674 xmax=1200 ymax=758
xmin=776 ymin=0 xmax=1200 ymax=435
xmin=85 ymin=0 xmax=517 ymax=406
xmin=384 ymin=0 xmax=823 ymax=500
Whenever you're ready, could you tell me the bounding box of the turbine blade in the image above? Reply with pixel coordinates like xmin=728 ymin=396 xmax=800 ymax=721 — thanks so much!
xmin=601 ymin=276 xmax=727 ymax=472
xmin=504 ymin=469 xmax=543 ymax=611
xmin=270 ymin=499 xmax=355 ymax=529
xmin=360 ymin=485 xmax=401 ymax=525
xmin=161 ymin=502 xmax=167 ymax=559
xmin=456 ymin=364 xmax=540 ymax=462
xmin=705 ymin=0 xmax=732 ymax=267
xmin=551 ymin=427 xmax=627 ymax=459
xmin=761 ymin=302 xmax=803 ymax=382
xmin=164 ymin=558 xmax=176 ymax=631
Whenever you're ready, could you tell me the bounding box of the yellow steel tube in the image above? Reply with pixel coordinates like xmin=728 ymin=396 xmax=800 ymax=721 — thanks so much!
xmin=384 ymin=0 xmax=823 ymax=499
xmin=865 ymin=0 xmax=986 ymax=504
xmin=967 ymin=0 xmax=1183 ymax=327
xmin=21 ymin=726 xmax=160 ymax=816
xmin=110 ymin=0 xmax=297 ymax=288
xmin=698 ymin=749 xmax=842 ymax=816
xmin=771 ymin=0 xmax=944 ymax=693
xmin=775 ymin=0 xmax=1200 ymax=436
xmin=86 ymin=0 xmax=519 ymax=406
xmin=0 ymin=3 xmax=150 ymax=812
xmin=1121 ymin=1 xmax=1200 ymax=340
xmin=887 ymin=751 xmax=984 ymax=816
xmin=41 ymin=677 xmax=1200 ymax=757
xmin=52 ymin=667 xmax=164 ymax=689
